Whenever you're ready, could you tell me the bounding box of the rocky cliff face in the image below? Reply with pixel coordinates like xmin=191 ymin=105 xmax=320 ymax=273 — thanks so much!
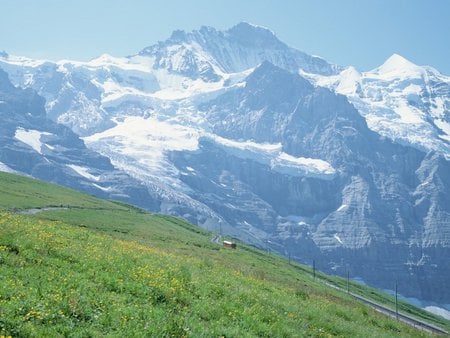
xmin=0 ymin=23 xmax=449 ymax=307
xmin=185 ymin=63 xmax=450 ymax=304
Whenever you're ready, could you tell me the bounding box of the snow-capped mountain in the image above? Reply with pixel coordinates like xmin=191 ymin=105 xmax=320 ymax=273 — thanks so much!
xmin=139 ymin=22 xmax=339 ymax=79
xmin=1 ymin=23 xmax=449 ymax=308
xmin=0 ymin=23 xmax=340 ymax=136
xmin=304 ymin=53 xmax=450 ymax=158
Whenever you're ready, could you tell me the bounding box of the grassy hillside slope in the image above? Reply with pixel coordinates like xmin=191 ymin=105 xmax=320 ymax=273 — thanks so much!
xmin=0 ymin=171 xmax=448 ymax=337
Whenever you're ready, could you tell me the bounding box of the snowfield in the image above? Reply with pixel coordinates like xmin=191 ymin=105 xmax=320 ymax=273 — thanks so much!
xmin=67 ymin=164 xmax=101 ymax=182
xmin=83 ymin=115 xmax=336 ymax=196
xmin=14 ymin=128 xmax=53 ymax=154
xmin=0 ymin=162 xmax=17 ymax=173
xmin=205 ymin=134 xmax=336 ymax=179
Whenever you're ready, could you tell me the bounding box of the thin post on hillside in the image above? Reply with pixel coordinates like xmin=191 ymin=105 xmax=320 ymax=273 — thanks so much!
xmin=347 ymin=271 xmax=349 ymax=294
xmin=313 ymin=260 xmax=316 ymax=280
xmin=395 ymin=281 xmax=398 ymax=320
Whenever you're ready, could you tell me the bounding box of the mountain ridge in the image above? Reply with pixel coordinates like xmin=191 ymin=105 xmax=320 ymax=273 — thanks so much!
xmin=138 ymin=22 xmax=340 ymax=78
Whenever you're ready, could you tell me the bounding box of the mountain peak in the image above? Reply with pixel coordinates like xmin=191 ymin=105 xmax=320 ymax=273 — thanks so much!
xmin=229 ymin=22 xmax=275 ymax=35
xmin=136 ymin=22 xmax=337 ymax=75
xmin=245 ymin=61 xmax=313 ymax=98
xmin=383 ymin=53 xmax=416 ymax=67
xmin=168 ymin=29 xmax=188 ymax=43
xmin=374 ymin=53 xmax=421 ymax=77
xmin=226 ymin=22 xmax=283 ymax=48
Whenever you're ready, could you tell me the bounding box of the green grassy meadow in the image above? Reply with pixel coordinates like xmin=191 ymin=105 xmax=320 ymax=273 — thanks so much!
xmin=0 ymin=171 xmax=448 ymax=337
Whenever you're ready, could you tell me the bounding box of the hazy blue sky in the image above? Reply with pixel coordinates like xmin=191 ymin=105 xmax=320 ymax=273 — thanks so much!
xmin=1 ymin=0 xmax=449 ymax=74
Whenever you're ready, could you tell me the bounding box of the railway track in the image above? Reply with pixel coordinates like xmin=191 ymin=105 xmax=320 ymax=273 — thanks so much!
xmin=351 ymin=293 xmax=448 ymax=335
xmin=323 ymin=281 xmax=448 ymax=335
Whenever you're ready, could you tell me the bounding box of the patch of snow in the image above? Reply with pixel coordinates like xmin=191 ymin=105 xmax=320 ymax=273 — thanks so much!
xmin=208 ymin=135 xmax=280 ymax=157
xmin=67 ymin=164 xmax=101 ymax=181
xmin=335 ymin=66 xmax=361 ymax=95
xmin=430 ymin=97 xmax=445 ymax=118
xmin=0 ymin=54 xmax=49 ymax=68
xmin=334 ymin=233 xmax=343 ymax=244
xmin=284 ymin=215 xmax=310 ymax=225
xmin=273 ymin=152 xmax=336 ymax=177
xmin=225 ymin=203 xmax=237 ymax=209
xmin=57 ymin=54 xmax=154 ymax=74
xmin=14 ymin=128 xmax=52 ymax=154
xmin=85 ymin=116 xmax=199 ymax=155
xmin=393 ymin=102 xmax=424 ymax=124
xmin=372 ymin=54 xmax=423 ymax=79
xmin=92 ymin=79 xmax=151 ymax=104
xmin=435 ymin=119 xmax=450 ymax=142
xmin=205 ymin=134 xmax=336 ymax=179
xmin=92 ymin=183 xmax=113 ymax=192
xmin=0 ymin=162 xmax=17 ymax=173
xmin=337 ymin=204 xmax=348 ymax=212
xmin=151 ymin=77 xmax=225 ymax=100
xmin=300 ymin=69 xmax=337 ymax=88
xmin=424 ymin=306 xmax=450 ymax=320
xmin=87 ymin=54 xmax=140 ymax=69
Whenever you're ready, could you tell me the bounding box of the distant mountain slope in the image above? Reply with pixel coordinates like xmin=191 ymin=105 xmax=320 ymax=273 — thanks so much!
xmin=192 ymin=63 xmax=450 ymax=305
xmin=0 ymin=171 xmax=448 ymax=336
xmin=0 ymin=68 xmax=159 ymax=210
